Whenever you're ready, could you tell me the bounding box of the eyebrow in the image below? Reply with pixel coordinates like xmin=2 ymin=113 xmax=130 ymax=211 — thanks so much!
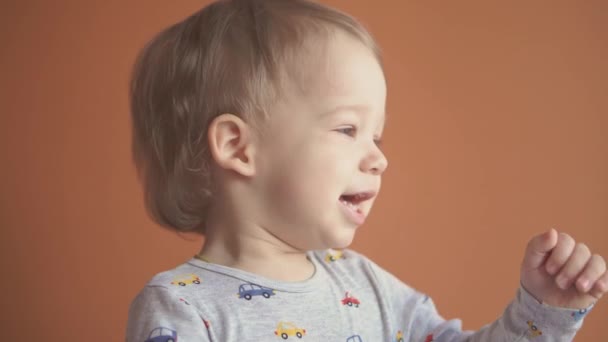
xmin=320 ymin=104 xmax=387 ymax=125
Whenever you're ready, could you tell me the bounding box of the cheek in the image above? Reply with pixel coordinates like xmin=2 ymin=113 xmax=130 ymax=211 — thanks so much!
xmin=260 ymin=135 xmax=353 ymax=199
xmin=266 ymin=153 xmax=341 ymax=213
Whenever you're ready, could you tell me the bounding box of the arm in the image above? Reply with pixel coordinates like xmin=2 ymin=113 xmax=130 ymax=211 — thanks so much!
xmin=367 ymin=229 xmax=605 ymax=341
xmin=407 ymin=284 xmax=592 ymax=341
xmin=126 ymin=285 xmax=211 ymax=342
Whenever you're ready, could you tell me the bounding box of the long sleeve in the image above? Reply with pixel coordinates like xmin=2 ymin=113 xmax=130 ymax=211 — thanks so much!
xmin=126 ymin=285 xmax=211 ymax=342
xmin=367 ymin=259 xmax=593 ymax=342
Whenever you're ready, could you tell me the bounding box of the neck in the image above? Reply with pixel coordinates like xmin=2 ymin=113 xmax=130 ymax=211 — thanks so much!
xmin=198 ymin=206 xmax=315 ymax=282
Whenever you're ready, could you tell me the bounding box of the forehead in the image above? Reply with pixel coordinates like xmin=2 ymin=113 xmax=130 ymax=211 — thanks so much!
xmin=265 ymin=31 xmax=386 ymax=133
xmin=304 ymin=32 xmax=387 ymax=121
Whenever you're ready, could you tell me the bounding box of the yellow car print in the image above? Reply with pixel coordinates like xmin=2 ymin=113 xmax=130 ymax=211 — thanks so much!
xmin=527 ymin=321 xmax=542 ymax=338
xmin=170 ymin=273 xmax=201 ymax=286
xmin=274 ymin=321 xmax=306 ymax=339
xmin=324 ymin=249 xmax=345 ymax=263
xmin=396 ymin=330 xmax=404 ymax=342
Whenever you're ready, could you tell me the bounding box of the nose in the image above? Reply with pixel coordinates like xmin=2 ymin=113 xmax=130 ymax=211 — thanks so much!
xmin=360 ymin=143 xmax=388 ymax=175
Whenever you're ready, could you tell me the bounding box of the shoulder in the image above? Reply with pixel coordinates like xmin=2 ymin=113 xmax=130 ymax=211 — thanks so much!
xmin=129 ymin=259 xmax=205 ymax=307
xmin=145 ymin=261 xmax=204 ymax=288
xmin=127 ymin=261 xmax=211 ymax=341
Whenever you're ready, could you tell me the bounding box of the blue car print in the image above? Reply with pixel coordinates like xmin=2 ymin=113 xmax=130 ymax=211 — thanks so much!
xmin=238 ymin=283 xmax=276 ymax=300
xmin=145 ymin=327 xmax=177 ymax=342
xmin=571 ymin=308 xmax=591 ymax=322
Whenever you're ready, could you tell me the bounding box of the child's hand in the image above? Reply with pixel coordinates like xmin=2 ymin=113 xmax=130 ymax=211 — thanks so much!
xmin=520 ymin=228 xmax=607 ymax=309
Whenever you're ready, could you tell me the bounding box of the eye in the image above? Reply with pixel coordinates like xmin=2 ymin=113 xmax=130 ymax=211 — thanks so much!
xmin=335 ymin=126 xmax=357 ymax=137
xmin=374 ymin=138 xmax=383 ymax=148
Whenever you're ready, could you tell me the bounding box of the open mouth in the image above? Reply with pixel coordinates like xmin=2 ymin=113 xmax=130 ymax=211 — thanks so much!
xmin=339 ymin=191 xmax=376 ymax=224
xmin=340 ymin=192 xmax=375 ymax=206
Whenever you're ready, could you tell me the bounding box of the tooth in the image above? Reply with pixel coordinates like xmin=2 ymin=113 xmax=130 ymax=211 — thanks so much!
xmin=340 ymin=199 xmax=357 ymax=210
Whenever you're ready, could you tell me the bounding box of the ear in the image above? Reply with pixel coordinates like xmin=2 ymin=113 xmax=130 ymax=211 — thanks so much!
xmin=208 ymin=113 xmax=256 ymax=177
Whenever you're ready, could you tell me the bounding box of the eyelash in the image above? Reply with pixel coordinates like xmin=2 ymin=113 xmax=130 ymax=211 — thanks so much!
xmin=336 ymin=126 xmax=357 ymax=137
xmin=335 ymin=126 xmax=383 ymax=147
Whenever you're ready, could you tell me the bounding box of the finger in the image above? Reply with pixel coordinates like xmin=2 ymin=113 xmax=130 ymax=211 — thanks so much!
xmin=545 ymin=233 xmax=576 ymax=275
xmin=555 ymin=242 xmax=591 ymax=290
xmin=575 ymin=254 xmax=606 ymax=293
xmin=588 ymin=267 xmax=608 ymax=299
xmin=522 ymin=228 xmax=558 ymax=270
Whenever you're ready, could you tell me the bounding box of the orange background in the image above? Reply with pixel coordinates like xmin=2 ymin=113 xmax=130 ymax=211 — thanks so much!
xmin=1 ymin=1 xmax=606 ymax=340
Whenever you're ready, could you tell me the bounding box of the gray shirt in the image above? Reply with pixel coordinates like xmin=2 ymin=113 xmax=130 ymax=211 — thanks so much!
xmin=126 ymin=249 xmax=591 ymax=341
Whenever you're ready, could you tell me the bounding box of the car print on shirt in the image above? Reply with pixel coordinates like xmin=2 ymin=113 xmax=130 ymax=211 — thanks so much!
xmin=145 ymin=327 xmax=177 ymax=342
xmin=170 ymin=273 xmax=201 ymax=286
xmin=325 ymin=249 xmax=345 ymax=263
xmin=274 ymin=321 xmax=306 ymax=339
xmin=424 ymin=334 xmax=433 ymax=342
xmin=395 ymin=330 xmax=404 ymax=342
xmin=341 ymin=292 xmax=360 ymax=308
xmin=346 ymin=335 xmax=362 ymax=342
xmin=237 ymin=283 xmax=276 ymax=300
xmin=571 ymin=307 xmax=591 ymax=322
xmin=527 ymin=321 xmax=542 ymax=338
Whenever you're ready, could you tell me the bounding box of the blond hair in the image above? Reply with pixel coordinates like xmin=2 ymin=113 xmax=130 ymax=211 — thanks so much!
xmin=129 ymin=0 xmax=381 ymax=234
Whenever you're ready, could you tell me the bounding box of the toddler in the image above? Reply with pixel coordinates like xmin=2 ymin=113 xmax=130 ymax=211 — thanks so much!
xmin=126 ymin=0 xmax=607 ymax=341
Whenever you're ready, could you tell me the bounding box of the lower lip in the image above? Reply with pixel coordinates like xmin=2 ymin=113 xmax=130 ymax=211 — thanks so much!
xmin=339 ymin=200 xmax=366 ymax=225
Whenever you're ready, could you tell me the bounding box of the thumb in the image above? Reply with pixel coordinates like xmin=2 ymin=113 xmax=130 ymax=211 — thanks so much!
xmin=522 ymin=228 xmax=559 ymax=270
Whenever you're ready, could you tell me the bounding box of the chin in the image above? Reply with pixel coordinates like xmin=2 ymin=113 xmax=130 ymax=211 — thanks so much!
xmin=325 ymin=229 xmax=356 ymax=250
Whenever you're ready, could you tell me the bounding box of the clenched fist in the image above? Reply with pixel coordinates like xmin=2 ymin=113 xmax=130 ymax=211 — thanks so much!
xmin=521 ymin=228 xmax=607 ymax=309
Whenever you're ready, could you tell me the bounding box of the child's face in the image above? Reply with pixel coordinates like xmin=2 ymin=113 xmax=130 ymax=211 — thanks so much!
xmin=252 ymin=32 xmax=387 ymax=251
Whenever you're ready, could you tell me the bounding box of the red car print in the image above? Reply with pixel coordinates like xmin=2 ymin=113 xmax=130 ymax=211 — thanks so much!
xmin=425 ymin=334 xmax=434 ymax=342
xmin=341 ymin=292 xmax=360 ymax=308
